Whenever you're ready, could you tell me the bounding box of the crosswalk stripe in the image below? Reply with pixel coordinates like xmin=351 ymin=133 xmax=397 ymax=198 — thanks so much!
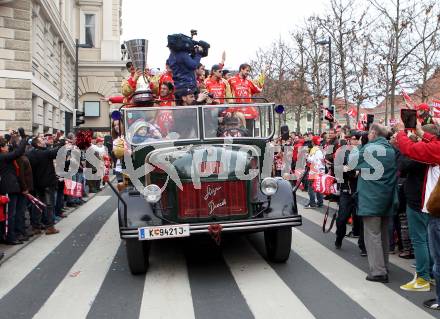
xmin=298 ymin=197 xmax=414 ymax=274
xmin=292 ymin=228 xmax=437 ymax=319
xmin=32 ymin=210 xmax=120 ymax=319
xmin=139 ymin=244 xmax=195 ymax=319
xmin=0 ymin=195 xmax=111 ymax=300
xmin=223 ymin=237 xmax=316 ymax=319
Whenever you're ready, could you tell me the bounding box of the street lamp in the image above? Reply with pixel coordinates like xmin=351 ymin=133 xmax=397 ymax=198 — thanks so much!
xmin=75 ymin=39 xmax=92 ymax=111
xmin=316 ymin=36 xmax=333 ymax=129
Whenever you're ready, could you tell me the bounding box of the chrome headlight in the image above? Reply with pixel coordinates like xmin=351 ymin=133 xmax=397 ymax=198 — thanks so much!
xmin=143 ymin=184 xmax=161 ymax=203
xmin=261 ymin=177 xmax=278 ymax=196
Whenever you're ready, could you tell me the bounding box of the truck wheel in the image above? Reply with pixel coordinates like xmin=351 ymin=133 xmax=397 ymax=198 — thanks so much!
xmin=264 ymin=227 xmax=292 ymax=263
xmin=126 ymin=239 xmax=150 ymax=275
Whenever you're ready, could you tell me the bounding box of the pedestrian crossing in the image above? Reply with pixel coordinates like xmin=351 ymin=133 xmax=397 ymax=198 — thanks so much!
xmin=0 ymin=192 xmax=438 ymax=319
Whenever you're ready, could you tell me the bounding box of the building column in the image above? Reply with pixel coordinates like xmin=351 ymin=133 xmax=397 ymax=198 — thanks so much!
xmin=0 ymin=0 xmax=32 ymax=134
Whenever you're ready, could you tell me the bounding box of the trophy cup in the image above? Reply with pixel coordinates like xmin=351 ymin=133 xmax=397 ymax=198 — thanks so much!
xmin=125 ymin=39 xmax=154 ymax=105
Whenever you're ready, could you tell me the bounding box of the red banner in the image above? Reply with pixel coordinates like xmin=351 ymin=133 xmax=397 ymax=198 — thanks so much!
xmin=432 ymin=99 xmax=440 ymax=118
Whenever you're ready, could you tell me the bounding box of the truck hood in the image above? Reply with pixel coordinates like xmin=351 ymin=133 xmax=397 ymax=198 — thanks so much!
xmin=146 ymin=144 xmax=260 ymax=188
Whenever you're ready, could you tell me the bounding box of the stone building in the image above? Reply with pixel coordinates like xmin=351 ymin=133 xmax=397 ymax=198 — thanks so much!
xmin=0 ymin=0 xmax=124 ymax=135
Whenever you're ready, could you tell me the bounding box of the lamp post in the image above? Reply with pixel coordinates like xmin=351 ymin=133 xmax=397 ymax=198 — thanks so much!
xmin=75 ymin=39 xmax=92 ymax=111
xmin=316 ymin=37 xmax=333 ymax=128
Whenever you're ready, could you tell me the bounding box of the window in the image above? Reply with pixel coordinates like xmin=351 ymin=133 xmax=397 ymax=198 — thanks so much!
xmin=84 ymin=101 xmax=100 ymax=117
xmin=84 ymin=14 xmax=95 ymax=47
xmin=307 ymin=112 xmax=312 ymax=122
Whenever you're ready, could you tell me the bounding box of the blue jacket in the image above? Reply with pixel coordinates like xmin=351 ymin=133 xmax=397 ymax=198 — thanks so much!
xmin=168 ymin=51 xmax=201 ymax=92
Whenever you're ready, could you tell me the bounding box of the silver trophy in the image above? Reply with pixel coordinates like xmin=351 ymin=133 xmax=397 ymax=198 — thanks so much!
xmin=125 ymin=39 xmax=153 ymax=104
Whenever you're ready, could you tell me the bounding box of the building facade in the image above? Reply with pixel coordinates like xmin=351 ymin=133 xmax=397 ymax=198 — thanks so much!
xmin=0 ymin=0 xmax=124 ymax=135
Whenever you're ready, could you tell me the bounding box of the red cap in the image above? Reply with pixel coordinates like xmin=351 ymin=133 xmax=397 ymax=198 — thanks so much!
xmin=417 ymin=103 xmax=430 ymax=111
xmin=312 ymin=136 xmax=321 ymax=146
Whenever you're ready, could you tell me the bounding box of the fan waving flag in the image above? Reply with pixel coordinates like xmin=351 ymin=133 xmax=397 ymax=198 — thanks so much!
xmin=432 ymin=99 xmax=440 ymax=118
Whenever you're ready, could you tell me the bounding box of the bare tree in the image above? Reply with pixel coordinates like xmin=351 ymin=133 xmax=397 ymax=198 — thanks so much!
xmin=411 ymin=2 xmax=440 ymax=102
xmin=370 ymin=0 xmax=440 ymax=119
xmin=314 ymin=0 xmax=368 ymax=124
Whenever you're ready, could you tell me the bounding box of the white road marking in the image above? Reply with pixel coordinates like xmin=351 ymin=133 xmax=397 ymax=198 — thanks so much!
xmin=297 ymin=193 xmax=414 ymax=274
xmin=0 ymin=196 xmax=111 ymax=299
xmin=293 ymin=228 xmax=436 ymax=319
xmin=33 ymin=211 xmax=120 ymax=319
xmin=139 ymin=245 xmax=195 ymax=319
xmin=223 ymin=238 xmax=315 ymax=319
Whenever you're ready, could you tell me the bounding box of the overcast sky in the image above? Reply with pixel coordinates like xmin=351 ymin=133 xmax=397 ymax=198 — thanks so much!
xmin=121 ymin=0 xmax=327 ymax=71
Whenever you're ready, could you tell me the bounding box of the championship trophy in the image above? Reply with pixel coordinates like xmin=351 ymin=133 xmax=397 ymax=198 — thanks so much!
xmin=125 ymin=39 xmax=154 ymax=105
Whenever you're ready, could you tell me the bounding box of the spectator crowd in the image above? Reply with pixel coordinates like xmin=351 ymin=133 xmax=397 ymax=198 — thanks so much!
xmin=0 ymin=129 xmax=110 ymax=260
xmin=273 ymin=113 xmax=440 ymax=311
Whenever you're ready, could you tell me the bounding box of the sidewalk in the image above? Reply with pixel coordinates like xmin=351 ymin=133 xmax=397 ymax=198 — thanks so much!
xmin=0 ymin=179 xmax=114 ymax=266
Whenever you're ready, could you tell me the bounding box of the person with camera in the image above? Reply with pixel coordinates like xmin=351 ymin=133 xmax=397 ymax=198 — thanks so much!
xmin=0 ymin=128 xmax=27 ymax=245
xmin=27 ymin=135 xmax=65 ymax=235
xmin=395 ymin=122 xmax=440 ymax=310
xmin=168 ymin=42 xmax=204 ymax=99
xmin=334 ymin=131 xmax=366 ymax=255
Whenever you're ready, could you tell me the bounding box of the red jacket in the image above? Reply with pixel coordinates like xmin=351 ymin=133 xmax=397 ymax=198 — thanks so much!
xmin=205 ymin=77 xmax=226 ymax=103
xmin=228 ymin=74 xmax=262 ymax=103
xmin=396 ymin=131 xmax=440 ymax=165
xmin=396 ymin=131 xmax=440 ymax=212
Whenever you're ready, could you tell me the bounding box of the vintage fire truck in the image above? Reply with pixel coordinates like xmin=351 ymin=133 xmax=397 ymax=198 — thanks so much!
xmin=108 ymin=102 xmax=303 ymax=274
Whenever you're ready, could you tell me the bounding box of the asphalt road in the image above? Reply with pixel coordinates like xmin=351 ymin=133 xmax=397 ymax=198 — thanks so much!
xmin=0 ymin=187 xmax=438 ymax=319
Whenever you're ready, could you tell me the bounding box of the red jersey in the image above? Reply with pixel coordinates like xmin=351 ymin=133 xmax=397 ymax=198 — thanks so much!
xmin=228 ymin=74 xmax=262 ymax=103
xmin=205 ymin=77 xmax=226 ymax=103
xmin=158 ymin=95 xmax=175 ymax=107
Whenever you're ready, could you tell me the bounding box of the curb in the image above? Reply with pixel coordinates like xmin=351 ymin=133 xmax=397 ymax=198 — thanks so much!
xmin=0 ymin=177 xmax=115 ymax=266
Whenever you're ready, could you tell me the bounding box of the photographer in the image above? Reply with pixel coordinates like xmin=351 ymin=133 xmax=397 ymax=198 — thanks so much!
xmin=0 ymin=128 xmax=27 ymax=245
xmin=168 ymin=42 xmax=204 ymax=98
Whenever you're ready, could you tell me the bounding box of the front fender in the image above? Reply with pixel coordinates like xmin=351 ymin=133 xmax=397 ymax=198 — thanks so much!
xmin=118 ymin=190 xmax=154 ymax=229
xmin=267 ymin=178 xmax=297 ymax=217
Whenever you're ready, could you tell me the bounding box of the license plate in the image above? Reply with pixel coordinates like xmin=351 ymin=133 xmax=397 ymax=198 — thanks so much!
xmin=138 ymin=224 xmax=190 ymax=240
xmin=199 ymin=161 xmax=223 ymax=174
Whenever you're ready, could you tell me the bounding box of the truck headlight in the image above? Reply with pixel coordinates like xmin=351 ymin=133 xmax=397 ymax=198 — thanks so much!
xmin=261 ymin=177 xmax=278 ymax=196
xmin=143 ymin=184 xmax=161 ymax=203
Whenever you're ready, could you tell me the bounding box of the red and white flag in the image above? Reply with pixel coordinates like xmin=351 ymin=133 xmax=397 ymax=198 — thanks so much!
xmin=401 ymin=90 xmax=414 ymax=109
xmin=347 ymin=107 xmax=358 ymax=119
xmin=432 ymin=99 xmax=440 ymax=118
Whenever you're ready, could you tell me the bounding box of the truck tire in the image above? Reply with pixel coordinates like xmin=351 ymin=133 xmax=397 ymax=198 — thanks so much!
xmin=264 ymin=226 xmax=292 ymax=263
xmin=126 ymin=239 xmax=150 ymax=275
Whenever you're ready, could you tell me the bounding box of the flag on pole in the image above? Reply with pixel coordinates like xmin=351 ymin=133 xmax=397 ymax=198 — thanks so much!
xmin=347 ymin=107 xmax=358 ymax=119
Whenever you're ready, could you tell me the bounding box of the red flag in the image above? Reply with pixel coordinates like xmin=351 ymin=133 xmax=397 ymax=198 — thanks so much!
xmin=401 ymin=89 xmax=414 ymax=109
xmin=432 ymin=99 xmax=440 ymax=118
xmin=325 ymin=109 xmax=334 ymax=121
xmin=347 ymin=107 xmax=358 ymax=119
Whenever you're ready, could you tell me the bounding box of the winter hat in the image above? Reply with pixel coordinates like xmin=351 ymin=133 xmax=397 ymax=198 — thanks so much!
xmin=312 ymin=135 xmax=321 ymax=146
xmin=417 ymin=103 xmax=430 ymax=111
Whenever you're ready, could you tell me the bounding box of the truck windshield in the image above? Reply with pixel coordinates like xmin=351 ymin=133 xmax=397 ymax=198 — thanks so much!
xmin=124 ymin=103 xmax=274 ymax=145
xmin=203 ymin=104 xmax=274 ymax=139
xmin=125 ymin=107 xmax=199 ymax=145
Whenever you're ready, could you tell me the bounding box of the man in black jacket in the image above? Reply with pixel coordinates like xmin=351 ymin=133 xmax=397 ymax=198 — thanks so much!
xmin=27 ymin=136 xmax=64 ymax=235
xmin=0 ymin=128 xmax=27 ymax=245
